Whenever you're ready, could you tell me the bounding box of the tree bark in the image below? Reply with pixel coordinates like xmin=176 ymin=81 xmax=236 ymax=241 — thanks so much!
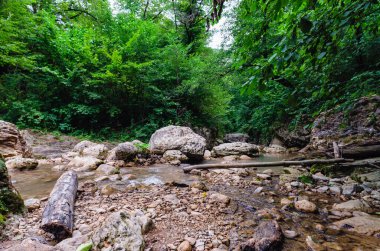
xmin=41 ymin=171 xmax=78 ymax=240
xmin=183 ymin=158 xmax=354 ymax=173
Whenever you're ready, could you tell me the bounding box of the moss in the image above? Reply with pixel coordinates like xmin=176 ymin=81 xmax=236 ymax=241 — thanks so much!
xmin=298 ymin=174 xmax=314 ymax=184
xmin=0 ymin=158 xmax=24 ymax=215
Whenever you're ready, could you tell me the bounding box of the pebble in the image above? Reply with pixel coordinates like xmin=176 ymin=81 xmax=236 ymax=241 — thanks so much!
xmin=284 ymin=230 xmax=298 ymax=239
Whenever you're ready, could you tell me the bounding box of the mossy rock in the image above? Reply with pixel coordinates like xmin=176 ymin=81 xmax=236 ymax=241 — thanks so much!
xmin=0 ymin=158 xmax=24 ymax=215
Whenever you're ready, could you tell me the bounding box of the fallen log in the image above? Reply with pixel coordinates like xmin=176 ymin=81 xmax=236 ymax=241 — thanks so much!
xmin=342 ymin=145 xmax=380 ymax=159
xmin=183 ymin=158 xmax=354 ymax=173
xmin=41 ymin=170 xmax=78 ymax=240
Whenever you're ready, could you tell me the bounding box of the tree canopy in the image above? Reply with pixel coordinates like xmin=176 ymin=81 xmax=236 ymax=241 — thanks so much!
xmin=0 ymin=0 xmax=379 ymax=142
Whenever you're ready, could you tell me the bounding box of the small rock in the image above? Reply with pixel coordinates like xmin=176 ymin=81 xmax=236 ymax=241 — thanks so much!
xmin=284 ymin=230 xmax=298 ymax=239
xmin=24 ymin=198 xmax=40 ymax=211
xmin=164 ymin=194 xmax=180 ymax=205
xmin=295 ymin=200 xmax=317 ymax=213
xmin=254 ymin=187 xmax=263 ymax=194
xmin=317 ymin=186 xmax=329 ymax=193
xmin=257 ymin=173 xmax=271 ymax=180
xmin=209 ymin=193 xmax=230 ymax=205
xmin=241 ymin=220 xmax=283 ymax=251
xmin=305 ymin=236 xmax=324 ymax=251
xmin=342 ymin=183 xmax=363 ymax=196
xmin=312 ymin=172 xmax=329 ymax=182
xmin=280 ymin=198 xmax=292 ymax=206
xmin=315 ymin=223 xmax=325 ymax=232
xmin=177 ymin=241 xmax=192 ymax=251
xmin=329 ymin=186 xmax=341 ymax=195
xmin=262 ymin=169 xmax=274 ymax=175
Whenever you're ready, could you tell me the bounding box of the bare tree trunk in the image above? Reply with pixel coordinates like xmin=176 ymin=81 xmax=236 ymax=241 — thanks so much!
xmin=183 ymin=158 xmax=353 ymax=173
xmin=41 ymin=171 xmax=78 ymax=240
xmin=333 ymin=142 xmax=341 ymax=158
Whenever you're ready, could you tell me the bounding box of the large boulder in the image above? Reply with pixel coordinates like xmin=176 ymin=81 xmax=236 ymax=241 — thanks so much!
xmin=224 ymin=133 xmax=249 ymax=143
xmin=305 ymin=95 xmax=380 ymax=157
xmin=275 ymin=124 xmax=311 ymax=148
xmin=91 ymin=211 xmax=148 ymax=251
xmin=212 ymin=142 xmax=259 ymax=157
xmin=193 ymin=127 xmax=218 ymax=149
xmin=241 ymin=220 xmax=283 ymax=251
xmin=0 ymin=120 xmax=32 ymax=158
xmin=149 ymin=126 xmax=206 ymax=160
xmin=5 ymin=157 xmax=38 ymax=170
xmin=0 ymin=157 xmax=24 ymax=216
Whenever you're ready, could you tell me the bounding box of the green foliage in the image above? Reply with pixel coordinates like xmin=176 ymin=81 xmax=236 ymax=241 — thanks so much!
xmin=134 ymin=142 xmax=150 ymax=154
xmin=310 ymin=164 xmax=333 ymax=176
xmin=0 ymin=0 xmax=378 ymax=143
xmin=229 ymin=0 xmax=380 ymax=142
xmin=298 ymin=174 xmax=313 ymax=184
xmin=0 ymin=0 xmax=230 ymax=139
xmin=76 ymin=242 xmax=93 ymax=251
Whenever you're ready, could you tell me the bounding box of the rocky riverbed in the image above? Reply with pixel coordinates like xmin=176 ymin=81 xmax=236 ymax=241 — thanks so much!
xmin=1 ymin=122 xmax=380 ymax=250
xmin=2 ymin=158 xmax=380 ymax=250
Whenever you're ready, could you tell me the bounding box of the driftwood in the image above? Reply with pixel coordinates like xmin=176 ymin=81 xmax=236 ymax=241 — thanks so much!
xmin=183 ymin=158 xmax=354 ymax=173
xmin=41 ymin=170 xmax=78 ymax=240
xmin=336 ymin=159 xmax=380 ymax=169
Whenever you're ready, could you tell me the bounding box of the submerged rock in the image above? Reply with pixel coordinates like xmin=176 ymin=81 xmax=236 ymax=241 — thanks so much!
xmin=295 ymin=200 xmax=317 ymax=213
xmin=149 ymin=125 xmax=206 ymax=160
xmin=212 ymin=142 xmax=259 ymax=157
xmin=241 ymin=220 xmax=283 ymax=251
xmin=332 ymin=215 xmax=380 ymax=236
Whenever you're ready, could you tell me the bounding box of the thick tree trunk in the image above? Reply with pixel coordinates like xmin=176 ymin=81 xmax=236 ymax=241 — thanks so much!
xmin=342 ymin=145 xmax=380 ymax=159
xmin=183 ymin=158 xmax=353 ymax=173
xmin=41 ymin=171 xmax=78 ymax=240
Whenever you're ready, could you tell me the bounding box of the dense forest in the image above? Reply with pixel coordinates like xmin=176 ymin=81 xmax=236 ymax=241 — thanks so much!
xmin=0 ymin=0 xmax=379 ymax=143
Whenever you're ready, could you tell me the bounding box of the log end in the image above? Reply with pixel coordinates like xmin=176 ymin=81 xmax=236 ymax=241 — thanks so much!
xmin=41 ymin=222 xmax=72 ymax=240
